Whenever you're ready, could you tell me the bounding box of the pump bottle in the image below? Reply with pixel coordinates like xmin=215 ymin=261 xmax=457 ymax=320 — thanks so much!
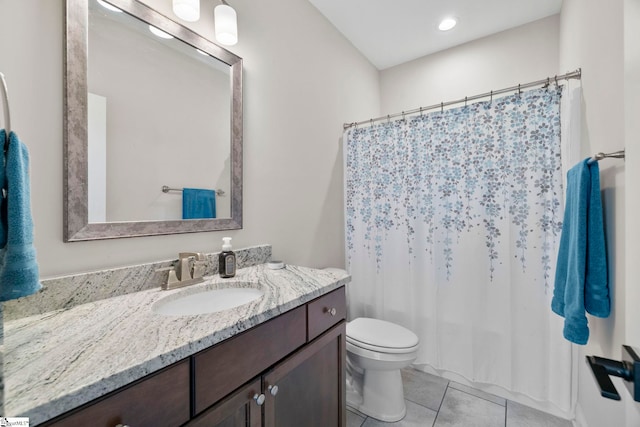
xmin=218 ymin=237 xmax=236 ymax=278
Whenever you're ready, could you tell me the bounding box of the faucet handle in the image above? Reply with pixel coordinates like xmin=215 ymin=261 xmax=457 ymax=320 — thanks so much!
xmin=178 ymin=252 xmax=202 ymax=260
xmin=156 ymin=266 xmax=180 ymax=290
xmin=176 ymin=252 xmax=206 ymax=281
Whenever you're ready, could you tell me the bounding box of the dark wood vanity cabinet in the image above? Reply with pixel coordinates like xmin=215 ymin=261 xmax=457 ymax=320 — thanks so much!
xmin=190 ymin=286 xmax=346 ymax=427
xmin=189 ymin=322 xmax=346 ymax=427
xmin=42 ymin=286 xmax=346 ymax=427
xmin=42 ymin=359 xmax=191 ymax=427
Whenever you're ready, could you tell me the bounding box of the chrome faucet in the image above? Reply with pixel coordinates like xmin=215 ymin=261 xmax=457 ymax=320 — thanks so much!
xmin=161 ymin=252 xmax=206 ymax=290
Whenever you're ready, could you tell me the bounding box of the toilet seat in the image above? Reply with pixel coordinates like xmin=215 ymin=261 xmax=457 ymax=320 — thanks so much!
xmin=347 ymin=318 xmax=419 ymax=354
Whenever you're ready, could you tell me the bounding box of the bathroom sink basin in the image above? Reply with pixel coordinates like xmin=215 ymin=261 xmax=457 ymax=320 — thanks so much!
xmin=153 ymin=284 xmax=264 ymax=316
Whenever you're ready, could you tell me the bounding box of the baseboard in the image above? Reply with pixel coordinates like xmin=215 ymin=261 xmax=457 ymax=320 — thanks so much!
xmin=573 ymin=403 xmax=587 ymax=427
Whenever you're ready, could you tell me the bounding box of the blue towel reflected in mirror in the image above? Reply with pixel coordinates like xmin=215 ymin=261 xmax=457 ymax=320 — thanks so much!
xmin=182 ymin=188 xmax=216 ymax=219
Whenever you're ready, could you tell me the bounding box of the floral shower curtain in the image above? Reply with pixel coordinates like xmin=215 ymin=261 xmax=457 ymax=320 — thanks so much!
xmin=344 ymin=86 xmax=576 ymax=414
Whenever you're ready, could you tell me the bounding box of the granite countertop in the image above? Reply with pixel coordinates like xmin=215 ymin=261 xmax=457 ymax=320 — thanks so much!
xmin=4 ymin=264 xmax=350 ymax=425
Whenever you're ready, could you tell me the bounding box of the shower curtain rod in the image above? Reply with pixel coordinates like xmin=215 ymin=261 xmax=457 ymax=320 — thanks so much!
xmin=343 ymin=69 xmax=582 ymax=130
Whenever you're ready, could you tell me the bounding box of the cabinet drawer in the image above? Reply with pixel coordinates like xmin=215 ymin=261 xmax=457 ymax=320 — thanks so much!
xmin=193 ymin=305 xmax=306 ymax=414
xmin=307 ymin=287 xmax=346 ymax=341
xmin=43 ymin=359 xmax=190 ymax=427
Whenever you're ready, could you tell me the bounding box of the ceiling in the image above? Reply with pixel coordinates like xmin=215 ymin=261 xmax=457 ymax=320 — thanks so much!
xmin=307 ymin=0 xmax=563 ymax=70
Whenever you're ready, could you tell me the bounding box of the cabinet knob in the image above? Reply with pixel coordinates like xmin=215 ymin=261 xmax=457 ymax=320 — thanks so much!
xmin=253 ymin=393 xmax=266 ymax=406
xmin=268 ymin=384 xmax=279 ymax=396
xmin=325 ymin=307 xmax=337 ymax=316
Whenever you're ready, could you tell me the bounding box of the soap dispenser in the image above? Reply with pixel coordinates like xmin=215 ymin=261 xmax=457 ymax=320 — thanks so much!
xmin=218 ymin=237 xmax=236 ymax=278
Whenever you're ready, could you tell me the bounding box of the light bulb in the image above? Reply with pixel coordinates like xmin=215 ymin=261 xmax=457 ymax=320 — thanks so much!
xmin=438 ymin=17 xmax=457 ymax=31
xmin=173 ymin=0 xmax=200 ymax=22
xmin=97 ymin=0 xmax=122 ymax=12
xmin=148 ymin=25 xmax=174 ymax=39
xmin=215 ymin=3 xmax=238 ymax=46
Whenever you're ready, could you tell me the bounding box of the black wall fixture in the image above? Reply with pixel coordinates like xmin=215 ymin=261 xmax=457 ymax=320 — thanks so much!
xmin=587 ymin=345 xmax=640 ymax=401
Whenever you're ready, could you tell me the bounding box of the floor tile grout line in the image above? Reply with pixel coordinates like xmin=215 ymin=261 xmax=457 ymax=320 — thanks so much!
xmin=430 ymin=381 xmax=450 ymax=425
xmin=404 ymin=395 xmax=441 ymax=414
xmin=448 ymin=383 xmax=507 ymax=407
xmin=504 ymin=400 xmax=509 ymax=427
xmin=347 ymin=407 xmax=368 ymax=427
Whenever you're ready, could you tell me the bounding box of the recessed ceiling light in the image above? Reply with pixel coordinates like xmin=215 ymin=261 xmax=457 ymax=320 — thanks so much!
xmin=438 ymin=17 xmax=457 ymax=31
xmin=97 ymin=0 xmax=122 ymax=12
xmin=148 ymin=25 xmax=174 ymax=39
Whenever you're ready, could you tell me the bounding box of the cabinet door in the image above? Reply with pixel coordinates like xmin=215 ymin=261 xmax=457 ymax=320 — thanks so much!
xmin=186 ymin=378 xmax=262 ymax=427
xmin=263 ymin=321 xmax=346 ymax=427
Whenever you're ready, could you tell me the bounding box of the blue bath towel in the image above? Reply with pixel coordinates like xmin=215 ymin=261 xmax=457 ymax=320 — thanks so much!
xmin=182 ymin=188 xmax=216 ymax=219
xmin=551 ymin=158 xmax=609 ymax=345
xmin=0 ymin=130 xmax=41 ymax=301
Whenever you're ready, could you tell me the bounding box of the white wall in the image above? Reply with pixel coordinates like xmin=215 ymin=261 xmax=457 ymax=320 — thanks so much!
xmin=0 ymin=0 xmax=380 ymax=278
xmin=624 ymin=0 xmax=640 ymax=424
xmin=380 ymin=16 xmax=560 ymax=115
xmin=559 ymin=0 xmax=640 ymax=425
xmin=625 ymin=0 xmax=640 ymax=350
xmin=623 ymin=0 xmax=640 ymax=422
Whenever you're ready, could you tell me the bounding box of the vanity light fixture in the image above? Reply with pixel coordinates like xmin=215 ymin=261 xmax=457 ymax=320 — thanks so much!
xmin=148 ymin=25 xmax=174 ymax=39
xmin=214 ymin=0 xmax=238 ymax=46
xmin=173 ymin=0 xmax=200 ymax=22
xmin=96 ymin=0 xmax=122 ymax=12
xmin=438 ymin=17 xmax=457 ymax=31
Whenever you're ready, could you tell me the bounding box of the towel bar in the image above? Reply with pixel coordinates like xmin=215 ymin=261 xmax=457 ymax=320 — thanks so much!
xmin=0 ymin=72 xmax=11 ymax=151
xmin=588 ymin=149 xmax=625 ymax=164
xmin=162 ymin=185 xmax=225 ymax=197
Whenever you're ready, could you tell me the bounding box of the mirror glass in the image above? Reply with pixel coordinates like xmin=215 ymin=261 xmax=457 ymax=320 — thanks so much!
xmin=65 ymin=0 xmax=243 ymax=241
xmin=88 ymin=1 xmax=231 ymax=222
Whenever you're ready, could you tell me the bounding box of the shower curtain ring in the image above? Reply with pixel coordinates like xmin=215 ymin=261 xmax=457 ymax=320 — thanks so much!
xmin=518 ymin=84 xmax=521 ymax=95
xmin=554 ymin=75 xmax=558 ymax=87
xmin=402 ymin=111 xmax=406 ymax=120
xmin=490 ymin=90 xmax=493 ymax=103
xmin=465 ymin=96 xmax=468 ymax=107
xmin=441 ymin=102 xmax=444 ymax=113
xmin=370 ymin=118 xmax=374 ymax=127
xmin=387 ymin=115 xmax=390 ymax=123
xmin=419 ymin=106 xmax=423 ymax=116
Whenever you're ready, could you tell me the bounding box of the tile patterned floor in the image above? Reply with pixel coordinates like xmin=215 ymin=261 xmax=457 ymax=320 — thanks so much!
xmin=347 ymin=368 xmax=573 ymax=427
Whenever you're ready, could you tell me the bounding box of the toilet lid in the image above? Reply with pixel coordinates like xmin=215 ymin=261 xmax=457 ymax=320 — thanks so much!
xmin=347 ymin=318 xmax=419 ymax=351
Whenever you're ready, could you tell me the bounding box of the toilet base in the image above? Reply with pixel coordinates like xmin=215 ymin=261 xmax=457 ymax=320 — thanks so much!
xmin=346 ymin=366 xmax=407 ymax=422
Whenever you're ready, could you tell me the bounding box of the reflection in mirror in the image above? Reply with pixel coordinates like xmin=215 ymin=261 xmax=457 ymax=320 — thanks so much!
xmin=88 ymin=1 xmax=231 ymax=221
xmin=65 ymin=0 xmax=243 ymax=241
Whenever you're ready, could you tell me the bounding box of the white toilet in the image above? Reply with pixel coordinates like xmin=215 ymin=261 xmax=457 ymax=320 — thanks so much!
xmin=345 ymin=317 xmax=419 ymax=422
xmin=322 ymin=268 xmax=419 ymax=422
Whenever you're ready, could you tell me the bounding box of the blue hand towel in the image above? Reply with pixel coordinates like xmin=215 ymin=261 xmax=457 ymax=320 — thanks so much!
xmin=182 ymin=188 xmax=216 ymax=219
xmin=0 ymin=131 xmax=6 ymax=248
xmin=0 ymin=130 xmax=42 ymax=301
xmin=551 ymin=158 xmax=609 ymax=345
